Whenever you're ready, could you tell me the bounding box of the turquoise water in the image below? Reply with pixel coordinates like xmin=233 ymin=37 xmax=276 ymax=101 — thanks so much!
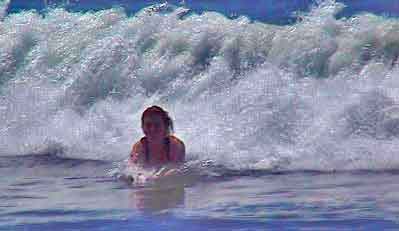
xmin=2 ymin=0 xmax=399 ymax=229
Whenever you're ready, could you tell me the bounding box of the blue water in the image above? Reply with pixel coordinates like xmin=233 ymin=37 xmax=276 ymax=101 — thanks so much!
xmin=2 ymin=0 xmax=399 ymax=230
xmin=2 ymin=157 xmax=399 ymax=230
xmin=7 ymin=0 xmax=399 ymax=24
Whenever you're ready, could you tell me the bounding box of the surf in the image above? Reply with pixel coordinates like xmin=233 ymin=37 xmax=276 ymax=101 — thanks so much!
xmin=1 ymin=0 xmax=399 ymax=174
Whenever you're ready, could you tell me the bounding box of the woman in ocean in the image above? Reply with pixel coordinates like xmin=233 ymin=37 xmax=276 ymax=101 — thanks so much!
xmin=128 ymin=105 xmax=185 ymax=180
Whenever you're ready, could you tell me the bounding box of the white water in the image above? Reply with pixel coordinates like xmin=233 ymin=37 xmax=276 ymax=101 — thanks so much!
xmin=1 ymin=1 xmax=399 ymax=171
xmin=0 ymin=0 xmax=9 ymax=20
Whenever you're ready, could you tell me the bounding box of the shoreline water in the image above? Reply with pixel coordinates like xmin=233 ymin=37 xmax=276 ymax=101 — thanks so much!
xmin=1 ymin=169 xmax=399 ymax=230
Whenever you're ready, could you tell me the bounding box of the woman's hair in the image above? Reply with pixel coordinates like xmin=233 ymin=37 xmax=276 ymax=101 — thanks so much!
xmin=141 ymin=105 xmax=174 ymax=135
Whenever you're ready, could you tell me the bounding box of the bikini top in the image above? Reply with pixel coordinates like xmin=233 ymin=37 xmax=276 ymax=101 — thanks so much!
xmin=140 ymin=136 xmax=170 ymax=163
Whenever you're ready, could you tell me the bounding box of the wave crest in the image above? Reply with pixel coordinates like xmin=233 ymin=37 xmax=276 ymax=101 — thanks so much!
xmin=1 ymin=2 xmax=399 ymax=172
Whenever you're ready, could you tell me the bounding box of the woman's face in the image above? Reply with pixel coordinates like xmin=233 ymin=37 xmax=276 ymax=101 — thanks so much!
xmin=142 ymin=115 xmax=167 ymax=140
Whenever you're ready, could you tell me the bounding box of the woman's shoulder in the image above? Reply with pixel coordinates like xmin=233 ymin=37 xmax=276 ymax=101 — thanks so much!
xmin=132 ymin=137 xmax=146 ymax=153
xmin=168 ymin=135 xmax=185 ymax=146
xmin=168 ymin=135 xmax=185 ymax=157
xmin=129 ymin=138 xmax=146 ymax=164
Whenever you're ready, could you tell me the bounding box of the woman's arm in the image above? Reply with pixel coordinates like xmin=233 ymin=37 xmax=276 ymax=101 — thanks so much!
xmin=154 ymin=139 xmax=185 ymax=178
xmin=170 ymin=136 xmax=185 ymax=163
xmin=176 ymin=141 xmax=185 ymax=163
xmin=128 ymin=142 xmax=144 ymax=166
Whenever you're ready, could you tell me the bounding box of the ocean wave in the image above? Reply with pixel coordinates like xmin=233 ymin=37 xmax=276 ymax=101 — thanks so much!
xmin=1 ymin=1 xmax=399 ymax=171
xmin=0 ymin=152 xmax=108 ymax=169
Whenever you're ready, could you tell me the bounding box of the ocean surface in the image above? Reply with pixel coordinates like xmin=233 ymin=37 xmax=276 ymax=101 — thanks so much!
xmin=1 ymin=0 xmax=399 ymax=230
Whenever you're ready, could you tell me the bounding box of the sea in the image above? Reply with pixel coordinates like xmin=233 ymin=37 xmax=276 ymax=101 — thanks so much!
xmin=1 ymin=0 xmax=399 ymax=230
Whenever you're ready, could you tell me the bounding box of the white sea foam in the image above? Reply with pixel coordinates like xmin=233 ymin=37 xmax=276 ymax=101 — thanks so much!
xmin=1 ymin=2 xmax=399 ymax=171
xmin=0 ymin=0 xmax=10 ymax=20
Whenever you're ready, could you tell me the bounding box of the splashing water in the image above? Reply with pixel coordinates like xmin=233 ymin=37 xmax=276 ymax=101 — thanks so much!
xmin=1 ymin=1 xmax=399 ymax=173
xmin=0 ymin=0 xmax=10 ymax=20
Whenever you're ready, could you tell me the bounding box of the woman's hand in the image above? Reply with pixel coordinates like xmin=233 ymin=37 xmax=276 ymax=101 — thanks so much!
xmin=149 ymin=167 xmax=180 ymax=181
xmin=162 ymin=168 xmax=180 ymax=177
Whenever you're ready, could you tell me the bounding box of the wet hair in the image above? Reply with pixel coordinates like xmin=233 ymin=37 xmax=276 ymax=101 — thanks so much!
xmin=141 ymin=105 xmax=174 ymax=135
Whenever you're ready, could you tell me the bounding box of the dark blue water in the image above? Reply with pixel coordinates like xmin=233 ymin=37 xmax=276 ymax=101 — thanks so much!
xmin=7 ymin=0 xmax=399 ymax=24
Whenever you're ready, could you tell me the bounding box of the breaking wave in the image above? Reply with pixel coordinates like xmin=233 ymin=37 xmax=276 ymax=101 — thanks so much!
xmin=1 ymin=1 xmax=399 ymax=172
